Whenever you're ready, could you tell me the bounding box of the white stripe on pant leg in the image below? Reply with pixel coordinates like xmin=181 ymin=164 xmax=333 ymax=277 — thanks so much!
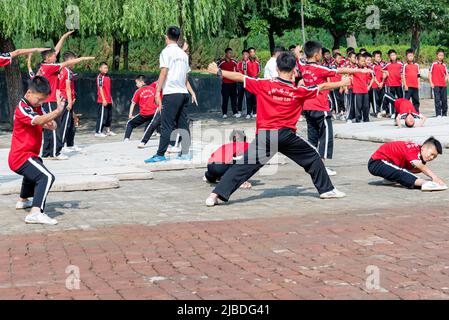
xmin=141 ymin=109 xmax=159 ymax=142
xmin=98 ymin=105 xmax=104 ymax=133
xmin=28 ymin=158 xmax=53 ymax=211
xmin=332 ymin=92 xmax=339 ymax=114
xmin=373 ymin=90 xmax=377 ymax=114
xmin=62 ymin=110 xmax=70 ymax=145
xmin=323 ymin=111 xmax=329 ymax=159
xmin=296 ymin=134 xmax=321 ymax=157
xmin=48 ymin=103 xmax=57 ymax=157
xmin=381 ymin=160 xmax=419 ymax=179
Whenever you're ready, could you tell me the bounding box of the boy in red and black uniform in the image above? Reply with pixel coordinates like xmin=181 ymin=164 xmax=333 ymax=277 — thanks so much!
xmin=368 ymin=137 xmax=444 ymax=190
xmin=322 ymin=48 xmax=334 ymax=68
xmin=205 ymin=51 xmax=354 ymax=206
xmin=218 ymin=48 xmax=239 ymax=118
xmin=39 ymin=31 xmax=94 ymax=159
xmin=383 ymin=94 xmax=427 ymax=128
xmin=328 ymin=53 xmax=345 ymax=119
xmin=381 ymin=49 xmax=404 ymax=116
xmin=372 ymin=50 xmax=386 ymax=117
xmin=9 ymin=77 xmax=66 ymax=225
xmin=204 ymin=130 xmax=251 ymax=189
xmin=124 ymin=75 xmax=162 ymax=147
xmin=295 ymin=41 xmax=371 ymax=175
xmin=352 ymin=53 xmax=374 ymax=122
xmin=236 ymin=49 xmax=250 ymax=114
xmin=96 ymin=62 xmax=115 ymax=137
xmin=403 ymin=48 xmax=421 ymax=112
xmin=429 ymin=48 xmax=449 ymax=117
xmin=344 ymin=51 xmax=357 ymax=121
xmin=245 ymin=47 xmax=260 ymax=119
xmin=58 ymin=51 xmax=81 ymax=153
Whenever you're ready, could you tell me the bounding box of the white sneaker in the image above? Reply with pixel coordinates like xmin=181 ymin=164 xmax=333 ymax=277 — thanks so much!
xmin=340 ymin=115 xmax=347 ymax=121
xmin=320 ymin=188 xmax=346 ymax=199
xmin=46 ymin=154 xmax=69 ymax=160
xmin=298 ymin=116 xmax=305 ymax=122
xmin=381 ymin=111 xmax=386 ymax=116
xmin=106 ymin=131 xmax=117 ymax=136
xmin=137 ymin=142 xmax=145 ymax=149
xmin=246 ymin=115 xmax=251 ymax=120
xmin=156 ymin=132 xmax=161 ymax=137
xmin=390 ymin=114 xmax=395 ymax=119
xmin=205 ymin=195 xmax=218 ymax=207
xmin=235 ymin=113 xmax=242 ymax=118
xmin=326 ymin=167 xmax=337 ymax=176
xmin=167 ymin=145 xmax=181 ymax=153
xmin=252 ymin=114 xmax=257 ymax=119
xmin=421 ymin=181 xmax=448 ymax=192
xmin=16 ymin=200 xmax=33 ymax=210
xmin=95 ymin=133 xmax=107 ymax=138
xmin=124 ymin=138 xmax=130 ymax=142
xmin=377 ymin=113 xmax=383 ymax=119
xmin=346 ymin=119 xmax=352 ymax=124
xmin=223 ymin=114 xmax=228 ymax=119
xmin=70 ymin=146 xmax=83 ymax=152
xmin=25 ymin=212 xmax=58 ymax=225
xmin=61 ymin=147 xmax=73 ymax=153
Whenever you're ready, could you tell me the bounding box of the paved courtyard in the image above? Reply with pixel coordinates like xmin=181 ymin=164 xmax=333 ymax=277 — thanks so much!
xmin=1 ymin=99 xmax=449 ymax=299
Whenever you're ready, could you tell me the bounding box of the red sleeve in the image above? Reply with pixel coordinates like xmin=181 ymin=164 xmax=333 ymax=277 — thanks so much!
xmin=243 ymin=76 xmax=263 ymax=95
xmin=131 ymin=89 xmax=140 ymax=104
xmin=0 ymin=52 xmax=12 ymax=67
xmin=319 ymin=66 xmax=337 ymax=78
xmin=296 ymin=85 xmax=320 ymax=100
xmin=42 ymin=64 xmax=62 ymax=75
xmin=16 ymin=105 xmax=39 ymax=126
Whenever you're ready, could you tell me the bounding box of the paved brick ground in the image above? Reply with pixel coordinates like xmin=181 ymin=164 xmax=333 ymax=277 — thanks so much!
xmin=2 ymin=207 xmax=449 ymax=300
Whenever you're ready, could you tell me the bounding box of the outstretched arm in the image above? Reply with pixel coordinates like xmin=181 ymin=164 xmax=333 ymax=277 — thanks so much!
xmin=54 ymin=30 xmax=75 ymax=56
xmin=336 ymin=67 xmax=372 ymax=75
xmin=207 ymin=62 xmax=245 ymax=82
xmin=413 ymin=161 xmax=444 ymax=185
xmin=317 ymin=76 xmax=351 ymax=92
xmin=60 ymin=56 xmax=95 ymax=69
xmin=10 ymin=47 xmax=50 ymax=58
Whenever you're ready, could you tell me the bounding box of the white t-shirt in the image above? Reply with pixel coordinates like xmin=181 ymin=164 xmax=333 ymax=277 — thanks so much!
xmin=159 ymin=43 xmax=191 ymax=95
xmin=264 ymin=57 xmax=278 ymax=79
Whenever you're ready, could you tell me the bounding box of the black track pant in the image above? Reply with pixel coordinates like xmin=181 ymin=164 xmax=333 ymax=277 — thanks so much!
xmin=371 ymin=88 xmax=384 ymax=114
xmin=245 ymin=90 xmax=257 ymax=115
xmin=15 ymin=157 xmax=55 ymax=212
xmin=368 ymin=158 xmax=418 ymax=189
xmin=236 ymin=82 xmax=245 ymax=112
xmin=405 ymin=87 xmax=420 ymax=113
xmin=221 ymin=83 xmax=238 ymax=115
xmin=41 ymin=102 xmax=63 ymax=158
xmin=212 ymin=128 xmax=334 ymax=201
xmin=140 ymin=111 xmax=162 ymax=144
xmin=156 ymin=93 xmax=190 ymax=156
xmin=346 ymin=89 xmax=355 ymax=120
xmin=125 ymin=113 xmax=155 ymax=140
xmin=433 ymin=86 xmax=448 ymax=116
xmin=303 ymin=110 xmax=333 ymax=159
xmin=59 ymin=103 xmax=75 ymax=147
xmin=330 ymin=89 xmax=344 ymax=113
xmin=382 ymin=86 xmax=403 ymax=114
xmin=96 ymin=103 xmax=113 ymax=133
xmin=354 ymin=93 xmax=370 ymax=122
xmin=205 ymin=163 xmax=232 ymax=183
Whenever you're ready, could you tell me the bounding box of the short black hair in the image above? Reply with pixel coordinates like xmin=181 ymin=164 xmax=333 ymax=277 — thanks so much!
xmin=406 ymin=48 xmax=415 ymax=55
xmin=437 ymin=48 xmax=445 ymax=55
xmin=135 ymin=75 xmax=146 ymax=82
xmin=289 ymin=45 xmax=296 ymax=51
xmin=388 ymin=49 xmax=396 ymax=55
xmin=276 ymin=51 xmax=297 ymax=72
xmin=272 ymin=46 xmax=285 ymax=55
xmin=322 ymin=48 xmax=330 ymax=54
xmin=247 ymin=47 xmax=256 ymax=53
xmin=363 ymin=52 xmax=372 ymax=58
xmin=99 ymin=61 xmax=108 ymax=68
xmin=304 ymin=41 xmax=322 ymax=59
xmin=356 ymin=53 xmax=364 ymax=60
xmin=347 ymin=52 xmax=356 ymax=59
xmin=62 ymin=51 xmax=76 ymax=61
xmin=346 ymin=47 xmax=355 ymax=54
xmin=242 ymin=49 xmax=249 ymax=54
xmin=166 ymin=26 xmax=181 ymax=42
xmin=404 ymin=115 xmax=415 ymax=128
xmin=373 ymin=50 xmax=382 ymax=57
xmin=359 ymin=47 xmax=367 ymax=53
xmin=41 ymin=49 xmax=56 ymax=61
xmin=423 ymin=137 xmax=443 ymax=155
xmin=332 ymin=47 xmax=340 ymax=52
xmin=333 ymin=52 xmax=342 ymax=58
xmin=225 ymin=47 xmax=232 ymax=54
xmin=28 ymin=76 xmax=51 ymax=95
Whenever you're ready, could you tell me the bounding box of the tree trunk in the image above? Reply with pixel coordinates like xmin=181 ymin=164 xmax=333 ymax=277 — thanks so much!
xmin=330 ymin=31 xmax=344 ymax=50
xmin=0 ymin=35 xmax=23 ymax=127
xmin=112 ymin=37 xmax=122 ymax=71
xmin=301 ymin=0 xmax=306 ymax=44
xmin=123 ymin=41 xmax=129 ymax=71
xmin=268 ymin=27 xmax=275 ymax=55
xmin=411 ymin=25 xmax=421 ymax=58
xmin=346 ymin=33 xmax=357 ymax=48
